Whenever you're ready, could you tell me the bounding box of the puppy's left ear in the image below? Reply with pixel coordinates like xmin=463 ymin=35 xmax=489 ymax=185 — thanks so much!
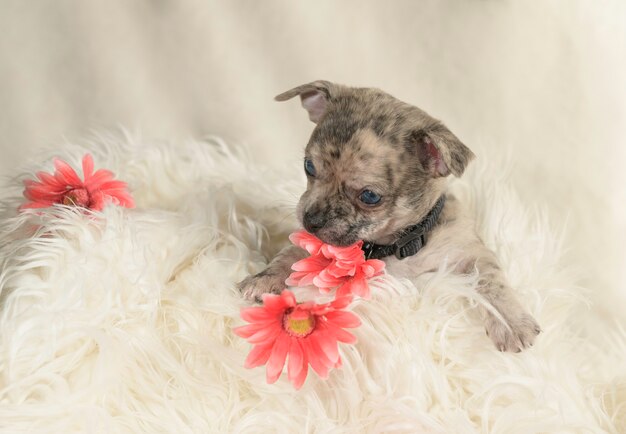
xmin=412 ymin=123 xmax=475 ymax=177
xmin=275 ymin=80 xmax=336 ymax=123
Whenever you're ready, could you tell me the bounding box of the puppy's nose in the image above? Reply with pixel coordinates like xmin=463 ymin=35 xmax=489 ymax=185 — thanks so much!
xmin=303 ymin=211 xmax=326 ymax=233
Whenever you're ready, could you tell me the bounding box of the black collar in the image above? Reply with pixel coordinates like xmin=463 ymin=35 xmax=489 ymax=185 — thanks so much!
xmin=361 ymin=195 xmax=446 ymax=260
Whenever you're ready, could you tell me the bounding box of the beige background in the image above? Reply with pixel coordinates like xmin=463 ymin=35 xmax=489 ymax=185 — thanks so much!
xmin=1 ymin=1 xmax=624 ymax=316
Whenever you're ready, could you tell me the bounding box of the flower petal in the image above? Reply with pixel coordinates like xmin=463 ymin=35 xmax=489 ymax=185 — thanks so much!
xmin=313 ymin=269 xmax=346 ymax=288
xmin=335 ymin=281 xmax=352 ymax=299
xmin=98 ymin=180 xmax=130 ymax=192
xmin=349 ymin=276 xmax=370 ymax=299
xmin=244 ymin=342 xmax=274 ymax=368
xmin=325 ymin=323 xmax=358 ymax=344
xmin=287 ymin=339 xmax=306 ymax=385
xmin=260 ymin=292 xmax=289 ymax=313
xmin=23 ymin=186 xmax=65 ymax=202
xmin=82 ymin=154 xmax=95 ymax=181
xmin=35 ymin=171 xmax=64 ymax=187
xmin=291 ymin=346 xmax=309 ymax=390
xmin=302 ymin=339 xmax=330 ymax=379
xmin=289 ymin=230 xmax=323 ymax=255
xmin=324 ymin=310 xmax=362 ymax=329
xmin=53 ymin=158 xmax=83 ymax=185
xmin=327 ymin=261 xmax=357 ymax=278
xmin=86 ymin=168 xmax=115 ymax=189
xmin=247 ymin=325 xmax=282 ymax=344
xmin=286 ymin=271 xmax=319 ymax=287
xmin=285 ymin=272 xmax=305 ymax=287
xmin=233 ymin=323 xmax=265 ymax=339
xmin=240 ymin=306 xmax=275 ymax=324
xmin=291 ymin=255 xmax=330 ymax=272
xmin=278 ymin=290 xmax=297 ymax=308
xmin=329 ymin=295 xmax=354 ymax=310
xmin=266 ymin=333 xmax=290 ymax=384
xmin=362 ymin=259 xmax=386 ymax=277
xmin=23 ymin=178 xmax=68 ymax=196
xmin=315 ymin=331 xmax=340 ymax=364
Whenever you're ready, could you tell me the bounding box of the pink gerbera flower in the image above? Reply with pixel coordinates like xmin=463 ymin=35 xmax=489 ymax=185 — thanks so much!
xmin=234 ymin=290 xmax=360 ymax=389
xmin=286 ymin=230 xmax=385 ymax=299
xmin=19 ymin=154 xmax=134 ymax=211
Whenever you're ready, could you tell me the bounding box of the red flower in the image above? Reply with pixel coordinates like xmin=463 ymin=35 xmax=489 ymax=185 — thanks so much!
xmin=286 ymin=230 xmax=385 ymax=299
xmin=234 ymin=290 xmax=360 ymax=389
xmin=20 ymin=154 xmax=134 ymax=211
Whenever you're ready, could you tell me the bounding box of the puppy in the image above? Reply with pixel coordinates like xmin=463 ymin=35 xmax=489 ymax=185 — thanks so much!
xmin=239 ymin=81 xmax=540 ymax=352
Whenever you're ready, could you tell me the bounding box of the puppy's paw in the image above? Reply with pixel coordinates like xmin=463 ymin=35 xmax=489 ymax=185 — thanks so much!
xmin=237 ymin=270 xmax=286 ymax=303
xmin=485 ymin=310 xmax=541 ymax=352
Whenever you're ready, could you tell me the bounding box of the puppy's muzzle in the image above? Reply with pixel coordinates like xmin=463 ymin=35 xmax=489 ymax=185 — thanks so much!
xmin=303 ymin=210 xmax=326 ymax=233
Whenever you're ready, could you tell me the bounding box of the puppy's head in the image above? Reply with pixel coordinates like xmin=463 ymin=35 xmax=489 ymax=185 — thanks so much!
xmin=276 ymin=80 xmax=474 ymax=246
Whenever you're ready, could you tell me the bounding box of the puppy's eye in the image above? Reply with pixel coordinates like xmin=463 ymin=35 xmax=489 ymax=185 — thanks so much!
xmin=304 ymin=158 xmax=316 ymax=177
xmin=359 ymin=189 xmax=382 ymax=205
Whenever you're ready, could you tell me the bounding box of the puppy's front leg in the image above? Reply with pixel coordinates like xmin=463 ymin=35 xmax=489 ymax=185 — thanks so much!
xmin=469 ymin=247 xmax=541 ymax=352
xmin=238 ymin=246 xmax=308 ymax=303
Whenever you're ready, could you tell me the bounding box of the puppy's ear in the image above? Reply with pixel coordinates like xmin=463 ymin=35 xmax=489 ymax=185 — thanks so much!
xmin=275 ymin=80 xmax=335 ymax=123
xmin=413 ymin=123 xmax=475 ymax=177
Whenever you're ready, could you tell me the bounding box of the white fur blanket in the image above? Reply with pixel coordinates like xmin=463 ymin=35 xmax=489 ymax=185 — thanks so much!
xmin=0 ymin=134 xmax=624 ymax=433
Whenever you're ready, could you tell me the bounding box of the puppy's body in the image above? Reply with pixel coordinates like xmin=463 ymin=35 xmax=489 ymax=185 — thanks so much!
xmin=239 ymin=81 xmax=540 ymax=352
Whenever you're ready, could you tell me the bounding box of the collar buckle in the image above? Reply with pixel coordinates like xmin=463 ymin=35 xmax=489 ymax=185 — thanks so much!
xmin=393 ymin=231 xmax=425 ymax=260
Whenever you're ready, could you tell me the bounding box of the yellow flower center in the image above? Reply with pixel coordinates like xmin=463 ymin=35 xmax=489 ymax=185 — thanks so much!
xmin=283 ymin=308 xmax=316 ymax=338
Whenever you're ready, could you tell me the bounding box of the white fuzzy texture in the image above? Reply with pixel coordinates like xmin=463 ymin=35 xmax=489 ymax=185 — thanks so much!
xmin=0 ymin=134 xmax=624 ymax=434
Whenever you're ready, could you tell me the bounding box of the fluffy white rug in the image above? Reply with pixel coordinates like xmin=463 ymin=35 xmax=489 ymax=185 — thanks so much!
xmin=0 ymin=133 xmax=624 ymax=433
